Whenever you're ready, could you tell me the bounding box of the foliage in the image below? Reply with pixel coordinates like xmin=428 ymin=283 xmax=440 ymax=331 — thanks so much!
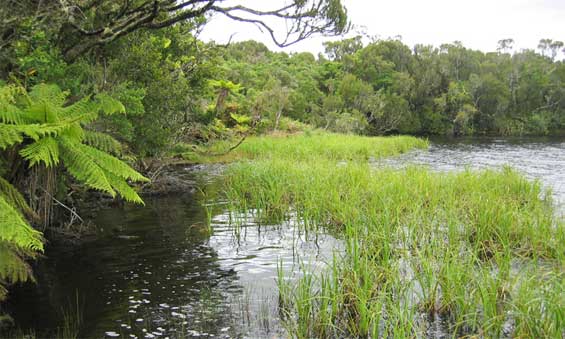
xmin=217 ymin=38 xmax=565 ymax=137
xmin=0 ymin=83 xmax=148 ymax=302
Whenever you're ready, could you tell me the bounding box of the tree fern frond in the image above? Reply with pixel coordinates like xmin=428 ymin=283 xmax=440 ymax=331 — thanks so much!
xmin=59 ymin=137 xmax=116 ymax=196
xmin=0 ymin=196 xmax=44 ymax=252
xmin=95 ymin=93 xmax=126 ymax=115
xmin=79 ymin=144 xmax=148 ymax=182
xmin=0 ymin=125 xmax=24 ymax=149
xmin=19 ymin=136 xmax=60 ymax=167
xmin=0 ymin=122 xmax=73 ymax=149
xmin=26 ymin=101 xmax=61 ymax=123
xmin=106 ymin=172 xmax=144 ymax=205
xmin=84 ymin=130 xmax=122 ymax=155
xmin=62 ymin=123 xmax=86 ymax=143
xmin=60 ymin=96 xmax=96 ymax=120
xmin=28 ymin=84 xmax=68 ymax=108
xmin=0 ymin=242 xmax=35 ymax=285
xmin=0 ymin=113 xmax=96 ymax=150
xmin=0 ymin=177 xmax=38 ymax=221
xmin=0 ymin=102 xmax=26 ymax=124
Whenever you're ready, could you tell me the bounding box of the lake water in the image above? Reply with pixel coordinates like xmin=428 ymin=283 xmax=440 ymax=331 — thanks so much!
xmin=5 ymin=137 xmax=565 ymax=339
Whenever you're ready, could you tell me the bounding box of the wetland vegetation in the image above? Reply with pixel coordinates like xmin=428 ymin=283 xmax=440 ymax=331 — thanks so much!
xmin=221 ymin=133 xmax=564 ymax=338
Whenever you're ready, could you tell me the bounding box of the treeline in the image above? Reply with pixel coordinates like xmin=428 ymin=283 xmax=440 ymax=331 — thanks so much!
xmin=218 ymin=37 xmax=565 ymax=137
xmin=3 ymin=27 xmax=564 ymax=161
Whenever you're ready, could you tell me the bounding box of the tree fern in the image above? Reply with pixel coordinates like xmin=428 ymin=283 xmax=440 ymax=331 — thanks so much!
xmin=0 ymin=83 xmax=148 ymax=201
xmin=0 ymin=196 xmax=43 ymax=252
xmin=0 ymin=177 xmax=38 ymax=220
xmin=83 ymin=130 xmax=122 ymax=155
xmin=19 ymin=136 xmax=60 ymax=167
xmin=0 ymin=242 xmax=35 ymax=301
xmin=0 ymin=83 xmax=148 ymax=301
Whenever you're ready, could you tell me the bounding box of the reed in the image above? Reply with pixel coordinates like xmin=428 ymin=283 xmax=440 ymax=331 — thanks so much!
xmin=216 ymin=132 xmax=564 ymax=338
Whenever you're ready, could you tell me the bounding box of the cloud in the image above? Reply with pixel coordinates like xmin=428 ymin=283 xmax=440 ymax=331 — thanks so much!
xmin=199 ymin=0 xmax=565 ymax=56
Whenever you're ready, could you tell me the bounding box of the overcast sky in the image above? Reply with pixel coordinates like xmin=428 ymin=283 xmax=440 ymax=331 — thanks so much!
xmin=199 ymin=0 xmax=565 ymax=56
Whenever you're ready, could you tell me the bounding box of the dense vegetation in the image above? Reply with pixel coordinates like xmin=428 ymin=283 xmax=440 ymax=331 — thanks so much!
xmin=222 ymin=134 xmax=564 ymax=338
xmin=0 ymin=0 xmax=349 ymax=315
xmin=217 ymin=37 xmax=565 ymax=136
xmin=0 ymin=0 xmax=564 ymax=336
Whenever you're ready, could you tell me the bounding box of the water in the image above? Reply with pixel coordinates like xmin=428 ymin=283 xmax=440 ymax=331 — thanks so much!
xmin=6 ymin=169 xmax=340 ymax=339
xmin=5 ymin=137 xmax=565 ymax=338
xmin=379 ymin=137 xmax=565 ymax=214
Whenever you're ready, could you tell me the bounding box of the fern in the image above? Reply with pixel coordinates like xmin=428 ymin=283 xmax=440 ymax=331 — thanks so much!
xmin=80 ymin=144 xmax=148 ymax=182
xmin=0 ymin=102 xmax=26 ymax=124
xmin=95 ymin=93 xmax=126 ymax=115
xmin=0 ymin=242 xmax=34 ymax=301
xmin=28 ymin=84 xmax=68 ymax=108
xmin=0 ymin=196 xmax=43 ymax=252
xmin=59 ymin=137 xmax=117 ymax=195
xmin=0 ymin=122 xmax=77 ymax=149
xmin=0 ymin=177 xmax=38 ymax=220
xmin=0 ymin=83 xmax=148 ymax=301
xmin=83 ymin=130 xmax=122 ymax=155
xmin=19 ymin=136 xmax=60 ymax=167
xmin=106 ymin=172 xmax=144 ymax=204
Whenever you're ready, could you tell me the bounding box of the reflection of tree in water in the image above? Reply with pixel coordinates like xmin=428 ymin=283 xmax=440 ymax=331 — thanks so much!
xmin=7 ymin=190 xmax=244 ymax=339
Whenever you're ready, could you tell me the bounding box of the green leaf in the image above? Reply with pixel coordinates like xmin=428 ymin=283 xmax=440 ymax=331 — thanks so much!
xmin=0 ymin=196 xmax=43 ymax=252
xmin=19 ymin=136 xmax=60 ymax=167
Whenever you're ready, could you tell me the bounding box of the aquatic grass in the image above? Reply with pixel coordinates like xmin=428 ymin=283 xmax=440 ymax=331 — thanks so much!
xmin=187 ymin=130 xmax=428 ymax=164
xmin=214 ymin=132 xmax=564 ymax=338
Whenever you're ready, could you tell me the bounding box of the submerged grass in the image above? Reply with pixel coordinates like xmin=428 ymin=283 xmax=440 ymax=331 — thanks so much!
xmin=217 ymin=131 xmax=564 ymax=338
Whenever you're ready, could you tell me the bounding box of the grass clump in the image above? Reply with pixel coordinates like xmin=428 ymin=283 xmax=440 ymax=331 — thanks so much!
xmin=219 ymin=133 xmax=564 ymax=338
xmin=182 ymin=130 xmax=428 ymax=163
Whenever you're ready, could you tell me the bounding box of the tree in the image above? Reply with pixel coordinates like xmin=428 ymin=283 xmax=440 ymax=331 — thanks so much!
xmin=497 ymin=39 xmax=514 ymax=54
xmin=323 ymin=35 xmax=363 ymax=61
xmin=1 ymin=0 xmax=350 ymax=62
xmin=549 ymin=41 xmax=564 ymax=60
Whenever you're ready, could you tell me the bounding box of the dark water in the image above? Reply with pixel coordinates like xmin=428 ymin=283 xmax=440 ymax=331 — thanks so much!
xmin=5 ymin=138 xmax=565 ymax=339
xmin=7 ymin=168 xmax=339 ymax=339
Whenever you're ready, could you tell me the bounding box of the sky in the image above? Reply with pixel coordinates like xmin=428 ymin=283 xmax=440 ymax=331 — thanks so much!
xmin=199 ymin=0 xmax=565 ymax=56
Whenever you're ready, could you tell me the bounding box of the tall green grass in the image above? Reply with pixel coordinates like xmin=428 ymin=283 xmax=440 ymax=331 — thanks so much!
xmin=217 ymin=132 xmax=564 ymax=338
xmin=185 ymin=130 xmax=428 ymax=163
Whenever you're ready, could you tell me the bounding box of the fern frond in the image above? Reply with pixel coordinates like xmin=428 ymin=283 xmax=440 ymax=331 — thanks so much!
xmin=83 ymin=130 xmax=122 ymax=155
xmin=0 ymin=242 xmax=35 ymax=284
xmin=0 ymin=124 xmax=24 ymax=149
xmin=106 ymin=172 xmax=144 ymax=205
xmin=79 ymin=144 xmax=148 ymax=182
xmin=0 ymin=102 xmax=26 ymax=124
xmin=60 ymin=96 xmax=96 ymax=120
xmin=0 ymin=122 xmax=69 ymax=149
xmin=0 ymin=177 xmax=38 ymax=220
xmin=59 ymin=137 xmax=116 ymax=196
xmin=26 ymin=101 xmax=61 ymax=123
xmin=61 ymin=123 xmax=86 ymax=143
xmin=28 ymin=84 xmax=68 ymax=108
xmin=0 ymin=116 xmax=95 ymax=150
xmin=0 ymin=196 xmax=44 ymax=252
xmin=19 ymin=136 xmax=60 ymax=167
xmin=95 ymin=93 xmax=126 ymax=115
